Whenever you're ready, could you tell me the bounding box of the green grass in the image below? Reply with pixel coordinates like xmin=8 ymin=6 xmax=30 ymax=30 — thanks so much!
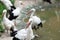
xmin=0 ymin=2 xmax=5 ymax=32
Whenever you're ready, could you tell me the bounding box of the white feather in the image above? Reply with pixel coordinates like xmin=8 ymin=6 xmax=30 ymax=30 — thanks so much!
xmin=29 ymin=16 xmax=42 ymax=26
xmin=1 ymin=0 xmax=13 ymax=9
xmin=12 ymin=7 xmax=21 ymax=16
xmin=28 ymin=8 xmax=42 ymax=26
xmin=15 ymin=21 xmax=34 ymax=40
xmin=2 ymin=9 xmax=16 ymax=31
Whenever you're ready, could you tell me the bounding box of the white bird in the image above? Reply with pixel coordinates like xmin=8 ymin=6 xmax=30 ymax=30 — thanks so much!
xmin=12 ymin=21 xmax=35 ymax=40
xmin=2 ymin=9 xmax=17 ymax=34
xmin=8 ymin=1 xmax=24 ymax=20
xmin=27 ymin=8 xmax=43 ymax=30
xmin=29 ymin=16 xmax=43 ymax=30
xmin=8 ymin=7 xmax=22 ymax=20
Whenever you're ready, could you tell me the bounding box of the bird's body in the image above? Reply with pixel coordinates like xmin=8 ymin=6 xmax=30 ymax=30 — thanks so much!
xmin=15 ymin=27 xmax=34 ymax=40
xmin=2 ymin=9 xmax=16 ymax=34
xmin=29 ymin=16 xmax=41 ymax=25
xmin=3 ymin=16 xmax=14 ymax=30
xmin=8 ymin=7 xmax=21 ymax=20
xmin=13 ymin=21 xmax=34 ymax=40
xmin=8 ymin=1 xmax=24 ymax=20
xmin=0 ymin=0 xmax=13 ymax=9
xmin=27 ymin=8 xmax=42 ymax=30
xmin=12 ymin=7 xmax=21 ymax=16
xmin=29 ymin=15 xmax=42 ymax=30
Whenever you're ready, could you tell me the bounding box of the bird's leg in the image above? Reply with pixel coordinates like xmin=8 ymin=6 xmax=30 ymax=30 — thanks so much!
xmin=34 ymin=26 xmax=39 ymax=38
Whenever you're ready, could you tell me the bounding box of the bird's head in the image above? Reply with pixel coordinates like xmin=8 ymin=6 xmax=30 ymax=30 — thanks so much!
xmin=2 ymin=9 xmax=7 ymax=16
xmin=19 ymin=1 xmax=24 ymax=5
xmin=31 ymin=8 xmax=36 ymax=12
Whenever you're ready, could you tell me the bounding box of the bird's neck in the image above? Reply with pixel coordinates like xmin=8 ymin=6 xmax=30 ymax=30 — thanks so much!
xmin=27 ymin=23 xmax=33 ymax=40
xmin=4 ymin=13 xmax=7 ymax=18
xmin=27 ymin=23 xmax=32 ymax=33
xmin=30 ymin=12 xmax=34 ymax=17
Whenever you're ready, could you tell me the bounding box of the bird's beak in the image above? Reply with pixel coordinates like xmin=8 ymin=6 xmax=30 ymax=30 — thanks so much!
xmin=26 ymin=21 xmax=32 ymax=28
xmin=26 ymin=10 xmax=33 ymax=15
xmin=26 ymin=22 xmax=30 ymax=28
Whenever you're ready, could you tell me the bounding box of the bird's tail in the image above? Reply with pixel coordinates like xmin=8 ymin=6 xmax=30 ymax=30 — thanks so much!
xmin=10 ymin=27 xmax=17 ymax=37
xmin=37 ymin=22 xmax=43 ymax=28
